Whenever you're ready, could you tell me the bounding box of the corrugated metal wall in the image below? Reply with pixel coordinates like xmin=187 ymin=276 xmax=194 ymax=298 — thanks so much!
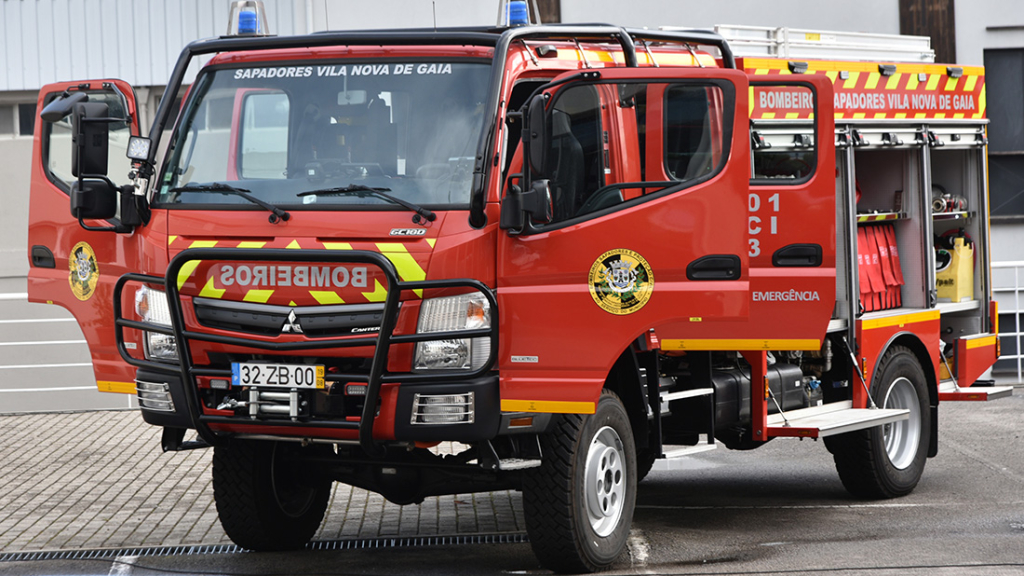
xmin=0 ymin=0 xmax=296 ymax=91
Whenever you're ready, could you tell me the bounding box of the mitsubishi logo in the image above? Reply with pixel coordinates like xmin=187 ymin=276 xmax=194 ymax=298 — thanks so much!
xmin=281 ymin=310 xmax=303 ymax=334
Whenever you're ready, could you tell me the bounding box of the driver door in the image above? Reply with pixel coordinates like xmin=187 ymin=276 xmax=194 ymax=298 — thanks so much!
xmin=27 ymin=80 xmax=145 ymax=394
xmin=496 ymin=67 xmax=752 ymax=413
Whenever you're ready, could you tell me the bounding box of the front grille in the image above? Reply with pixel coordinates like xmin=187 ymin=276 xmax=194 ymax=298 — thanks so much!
xmin=193 ymin=298 xmax=386 ymax=338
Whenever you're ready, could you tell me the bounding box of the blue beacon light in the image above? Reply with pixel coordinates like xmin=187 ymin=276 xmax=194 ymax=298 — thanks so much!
xmin=507 ymin=1 xmax=529 ymax=27
xmin=237 ymin=9 xmax=259 ymax=35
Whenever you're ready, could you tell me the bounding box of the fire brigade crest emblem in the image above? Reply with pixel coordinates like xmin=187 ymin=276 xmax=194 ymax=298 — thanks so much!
xmin=68 ymin=241 xmax=99 ymax=301
xmin=588 ymin=249 xmax=654 ymax=315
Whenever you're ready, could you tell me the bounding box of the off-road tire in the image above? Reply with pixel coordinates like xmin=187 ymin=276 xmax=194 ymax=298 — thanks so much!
xmin=213 ymin=439 xmax=332 ymax=551
xmin=522 ymin=390 xmax=637 ymax=573
xmin=827 ymin=346 xmax=931 ymax=499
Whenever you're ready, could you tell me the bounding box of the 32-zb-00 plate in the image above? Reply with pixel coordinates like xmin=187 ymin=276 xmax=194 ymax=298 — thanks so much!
xmin=231 ymin=362 xmax=325 ymax=389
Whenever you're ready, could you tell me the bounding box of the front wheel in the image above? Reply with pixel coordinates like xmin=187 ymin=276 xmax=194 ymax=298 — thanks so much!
xmin=522 ymin=390 xmax=637 ymax=573
xmin=827 ymin=346 xmax=931 ymax=498
xmin=213 ymin=439 xmax=332 ymax=551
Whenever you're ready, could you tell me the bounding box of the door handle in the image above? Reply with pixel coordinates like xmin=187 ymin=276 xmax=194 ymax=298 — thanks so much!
xmin=687 ymin=255 xmax=741 ymax=280
xmin=31 ymin=246 xmax=55 ymax=269
xmin=773 ymin=244 xmax=822 ymax=267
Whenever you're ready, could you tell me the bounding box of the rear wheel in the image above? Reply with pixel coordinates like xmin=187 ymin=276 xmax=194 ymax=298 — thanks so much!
xmin=522 ymin=390 xmax=637 ymax=573
xmin=213 ymin=439 xmax=331 ymax=551
xmin=828 ymin=346 xmax=931 ymax=498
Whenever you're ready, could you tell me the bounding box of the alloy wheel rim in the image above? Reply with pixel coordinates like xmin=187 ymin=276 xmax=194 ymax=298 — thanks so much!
xmin=583 ymin=426 xmax=626 ymax=537
xmin=881 ymin=376 xmax=921 ymax=469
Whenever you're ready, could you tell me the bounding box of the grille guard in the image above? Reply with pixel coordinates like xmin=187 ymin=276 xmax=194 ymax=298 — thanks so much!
xmin=114 ymin=248 xmax=499 ymax=456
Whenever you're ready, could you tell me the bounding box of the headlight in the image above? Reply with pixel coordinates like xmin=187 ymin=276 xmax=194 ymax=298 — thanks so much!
xmin=135 ymin=285 xmax=178 ymax=361
xmin=413 ymin=293 xmax=491 ymax=371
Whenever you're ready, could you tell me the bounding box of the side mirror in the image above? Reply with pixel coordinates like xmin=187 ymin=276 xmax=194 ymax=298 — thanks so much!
xmin=40 ymin=91 xmax=88 ymax=122
xmin=71 ymin=102 xmax=110 ymax=178
xmin=523 ymin=180 xmax=553 ymax=225
xmin=526 ymin=94 xmax=551 ymax=178
xmin=70 ymin=179 xmax=118 ymax=220
xmin=499 ymin=179 xmax=552 ymax=231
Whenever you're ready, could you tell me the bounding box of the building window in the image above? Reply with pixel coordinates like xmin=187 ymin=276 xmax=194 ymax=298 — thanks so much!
xmin=0 ymin=105 xmax=13 ymax=135
xmin=984 ymin=48 xmax=1024 ymax=219
xmin=18 ymin=103 xmax=37 ymax=136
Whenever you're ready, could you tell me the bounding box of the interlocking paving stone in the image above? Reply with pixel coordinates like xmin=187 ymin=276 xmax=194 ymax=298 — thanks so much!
xmin=0 ymin=410 xmax=524 ymax=552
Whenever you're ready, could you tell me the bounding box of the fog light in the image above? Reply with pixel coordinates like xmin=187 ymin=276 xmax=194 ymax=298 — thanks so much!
xmin=346 ymin=384 xmax=368 ymax=396
xmin=211 ymin=379 xmax=231 ymax=390
xmin=410 ymin=392 xmax=474 ymax=425
xmin=136 ymin=380 xmax=174 ymax=412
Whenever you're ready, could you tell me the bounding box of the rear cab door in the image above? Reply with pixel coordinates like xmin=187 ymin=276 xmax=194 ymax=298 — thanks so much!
xmin=27 ymin=80 xmax=146 ymax=393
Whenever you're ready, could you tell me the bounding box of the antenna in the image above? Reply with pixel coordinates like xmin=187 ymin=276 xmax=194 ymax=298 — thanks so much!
xmin=432 ymin=1 xmax=437 ymax=31
xmin=324 ymin=0 xmax=330 ymax=30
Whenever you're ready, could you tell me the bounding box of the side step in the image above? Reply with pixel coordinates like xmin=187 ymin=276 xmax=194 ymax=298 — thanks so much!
xmin=651 ymin=440 xmax=717 ymax=471
xmin=766 ymin=401 xmax=909 ymax=438
xmin=938 ymin=380 xmax=1014 ymax=402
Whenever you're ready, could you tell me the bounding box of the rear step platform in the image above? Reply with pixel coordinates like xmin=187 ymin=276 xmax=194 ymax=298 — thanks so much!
xmin=766 ymin=401 xmax=909 ymax=438
xmin=938 ymin=380 xmax=1014 ymax=401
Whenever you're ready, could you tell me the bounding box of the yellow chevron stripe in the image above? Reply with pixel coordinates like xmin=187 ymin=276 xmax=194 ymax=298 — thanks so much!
xmin=168 ymin=235 xmax=177 ymax=246
xmin=944 ymin=77 xmax=959 ymax=91
xmin=198 ymin=276 xmax=225 ymax=299
xmin=864 ymin=73 xmax=881 ymax=90
xmin=310 ymin=291 xmax=345 ymax=305
xmin=825 ymin=71 xmax=839 ymax=83
xmin=874 ymin=113 xmax=887 ymax=119
xmin=323 ymin=242 xmax=353 ymax=250
xmin=237 ymin=241 xmax=266 ymax=248
xmin=761 ymin=112 xmax=776 ymax=120
xmin=906 ymin=73 xmax=920 ymax=90
xmin=785 ymin=112 xmax=799 ymax=119
xmin=286 ymin=240 xmax=301 ymax=249
xmin=978 ymin=85 xmax=986 ymax=117
xmin=177 ymin=261 xmax=200 ymax=290
xmin=885 ymin=73 xmax=902 ymax=90
xmin=426 ymin=239 xmax=436 ymax=248
xmin=926 ymin=74 xmax=940 ymax=91
xmin=243 ymin=290 xmax=274 ymax=303
xmin=362 ymin=279 xmax=388 ymax=303
xmin=964 ymin=75 xmax=978 ymax=92
xmin=175 ymin=240 xmax=219 ymax=289
xmin=843 ymin=71 xmax=860 ymax=89
xmin=377 ymin=243 xmax=426 ymax=297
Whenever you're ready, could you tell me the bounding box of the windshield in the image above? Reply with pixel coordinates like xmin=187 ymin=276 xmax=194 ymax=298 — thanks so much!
xmin=155 ymin=60 xmax=491 ymax=209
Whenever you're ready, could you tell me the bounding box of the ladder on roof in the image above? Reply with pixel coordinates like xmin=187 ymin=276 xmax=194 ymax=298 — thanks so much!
xmin=700 ymin=24 xmax=935 ymax=63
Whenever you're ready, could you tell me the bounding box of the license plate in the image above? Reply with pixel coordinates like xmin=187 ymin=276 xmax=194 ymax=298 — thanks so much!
xmin=231 ymin=362 xmax=325 ymax=389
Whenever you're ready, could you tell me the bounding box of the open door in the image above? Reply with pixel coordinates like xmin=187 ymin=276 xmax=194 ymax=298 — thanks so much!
xmin=27 ymin=79 xmax=144 ymax=394
xmin=496 ymin=66 xmax=752 ymax=413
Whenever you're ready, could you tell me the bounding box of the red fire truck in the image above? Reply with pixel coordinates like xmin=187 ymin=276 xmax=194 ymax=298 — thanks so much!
xmin=26 ymin=2 xmax=1011 ymax=572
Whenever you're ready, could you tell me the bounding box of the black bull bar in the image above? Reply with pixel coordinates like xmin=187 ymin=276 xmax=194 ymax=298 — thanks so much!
xmin=114 ymin=248 xmax=498 ymax=456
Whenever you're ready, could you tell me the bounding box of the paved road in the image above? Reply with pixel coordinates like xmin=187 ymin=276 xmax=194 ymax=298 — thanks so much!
xmin=0 ymin=277 xmax=134 ymax=413
xmin=0 ymin=394 xmax=1022 ymax=575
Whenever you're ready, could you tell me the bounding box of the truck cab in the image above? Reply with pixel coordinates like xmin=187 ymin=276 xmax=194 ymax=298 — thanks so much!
xmin=25 ymin=4 xmax=1007 ymax=572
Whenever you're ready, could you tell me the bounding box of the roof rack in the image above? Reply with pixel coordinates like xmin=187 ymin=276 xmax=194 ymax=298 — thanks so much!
xmin=689 ymin=24 xmax=935 ymax=63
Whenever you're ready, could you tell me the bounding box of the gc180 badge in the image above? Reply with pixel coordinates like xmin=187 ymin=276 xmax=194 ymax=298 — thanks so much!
xmin=69 ymin=241 xmax=99 ymax=301
xmin=588 ymin=249 xmax=654 ymax=315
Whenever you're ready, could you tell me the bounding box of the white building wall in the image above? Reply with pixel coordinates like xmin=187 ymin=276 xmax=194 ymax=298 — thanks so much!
xmin=0 ymin=0 xmax=298 ymax=92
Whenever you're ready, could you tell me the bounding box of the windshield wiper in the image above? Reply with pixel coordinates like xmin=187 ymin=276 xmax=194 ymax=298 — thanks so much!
xmin=169 ymin=183 xmax=291 ymax=224
xmin=298 ymin=184 xmax=437 ymax=222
